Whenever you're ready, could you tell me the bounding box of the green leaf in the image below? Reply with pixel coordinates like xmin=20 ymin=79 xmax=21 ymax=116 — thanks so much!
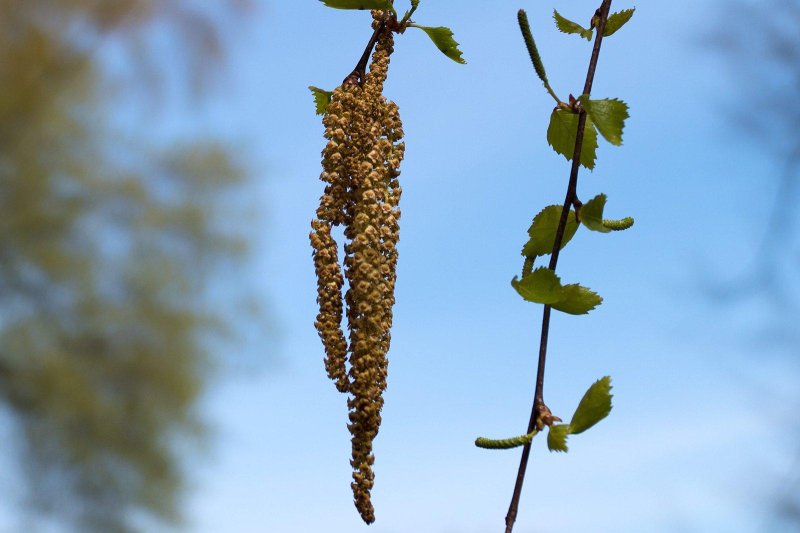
xmin=547 ymin=424 xmax=570 ymax=452
xmin=408 ymin=24 xmax=466 ymax=64
xmin=308 ymin=86 xmax=333 ymax=115
xmin=551 ymin=284 xmax=602 ymax=315
xmin=521 ymin=205 xmax=579 ymax=258
xmin=512 ymin=268 xmax=563 ymax=305
xmin=475 ymin=430 xmax=537 ymax=450
xmin=553 ymin=10 xmax=593 ymax=40
xmin=603 ymin=8 xmax=635 ymax=36
xmin=569 ymin=376 xmax=613 ymax=435
xmin=581 ymin=194 xmax=610 ymax=233
xmin=512 ymin=269 xmax=602 ymax=315
xmin=580 ymin=194 xmax=635 ymax=233
xmin=318 ymin=0 xmax=396 ymax=13
xmin=579 ymin=96 xmax=629 ymax=146
xmin=547 ymin=109 xmax=598 ymax=170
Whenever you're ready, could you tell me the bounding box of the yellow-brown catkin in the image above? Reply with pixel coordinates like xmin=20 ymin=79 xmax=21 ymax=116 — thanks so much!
xmin=310 ymin=82 xmax=360 ymax=393
xmin=310 ymin=11 xmax=404 ymax=524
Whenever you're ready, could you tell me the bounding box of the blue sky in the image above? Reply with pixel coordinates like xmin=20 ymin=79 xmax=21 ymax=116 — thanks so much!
xmin=172 ymin=1 xmax=798 ymax=531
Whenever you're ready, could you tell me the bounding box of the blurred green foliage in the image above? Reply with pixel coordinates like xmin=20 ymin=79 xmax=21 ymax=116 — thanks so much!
xmin=0 ymin=1 xmax=255 ymax=531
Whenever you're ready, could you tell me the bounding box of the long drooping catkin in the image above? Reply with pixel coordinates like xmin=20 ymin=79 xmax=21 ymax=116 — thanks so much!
xmin=310 ymin=83 xmax=360 ymax=394
xmin=345 ymin=29 xmax=403 ymax=524
xmin=310 ymin=12 xmax=404 ymax=524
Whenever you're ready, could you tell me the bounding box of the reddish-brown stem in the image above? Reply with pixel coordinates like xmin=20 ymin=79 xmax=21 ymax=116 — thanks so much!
xmin=504 ymin=2 xmax=613 ymax=532
xmin=343 ymin=10 xmax=396 ymax=85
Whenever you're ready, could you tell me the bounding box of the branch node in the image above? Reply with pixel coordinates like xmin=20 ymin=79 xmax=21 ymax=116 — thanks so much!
xmin=535 ymin=403 xmax=561 ymax=431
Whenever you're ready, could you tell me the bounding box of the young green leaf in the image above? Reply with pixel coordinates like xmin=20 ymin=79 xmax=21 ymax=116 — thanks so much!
xmin=569 ymin=376 xmax=613 ymax=434
xmin=550 ymin=284 xmax=602 ymax=315
xmin=547 ymin=424 xmax=570 ymax=452
xmin=512 ymin=267 xmax=563 ymax=305
xmin=475 ymin=430 xmax=537 ymax=450
xmin=580 ymin=194 xmax=635 ymax=233
xmin=309 ymin=86 xmax=333 ymax=115
xmin=547 ymin=109 xmax=598 ymax=170
xmin=512 ymin=269 xmax=602 ymax=315
xmin=603 ymin=8 xmax=635 ymax=37
xmin=580 ymin=194 xmax=611 ymax=233
xmin=553 ymin=10 xmax=593 ymax=41
xmin=521 ymin=205 xmax=579 ymax=258
xmin=579 ymin=96 xmax=629 ymax=146
xmin=318 ymin=0 xmax=396 ymax=13
xmin=408 ymin=24 xmax=466 ymax=64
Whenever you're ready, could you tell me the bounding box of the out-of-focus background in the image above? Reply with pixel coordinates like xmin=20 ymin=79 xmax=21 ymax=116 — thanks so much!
xmin=0 ymin=1 xmax=796 ymax=532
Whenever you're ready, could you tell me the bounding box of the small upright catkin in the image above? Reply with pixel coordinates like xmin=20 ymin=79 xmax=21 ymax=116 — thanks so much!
xmin=309 ymin=10 xmax=404 ymax=524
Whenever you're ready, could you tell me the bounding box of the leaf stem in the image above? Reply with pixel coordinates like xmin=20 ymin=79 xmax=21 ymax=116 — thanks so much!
xmin=504 ymin=2 xmax=613 ymax=532
xmin=398 ymin=0 xmax=420 ymax=29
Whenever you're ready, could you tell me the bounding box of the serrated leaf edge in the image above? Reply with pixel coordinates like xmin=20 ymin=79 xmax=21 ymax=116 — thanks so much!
xmin=603 ymin=7 xmax=635 ymax=37
xmin=553 ymin=9 xmax=593 ymax=41
xmin=512 ymin=268 xmax=602 ymax=315
xmin=580 ymin=194 xmax=634 ymax=233
xmin=578 ymin=96 xmax=629 ymax=146
xmin=308 ymin=86 xmax=333 ymax=115
xmin=546 ymin=108 xmax=598 ymax=170
xmin=408 ymin=24 xmax=466 ymax=64
xmin=551 ymin=284 xmax=603 ymax=315
xmin=547 ymin=424 xmax=571 ymax=453
xmin=569 ymin=376 xmax=613 ymax=435
xmin=521 ymin=205 xmax=578 ymax=258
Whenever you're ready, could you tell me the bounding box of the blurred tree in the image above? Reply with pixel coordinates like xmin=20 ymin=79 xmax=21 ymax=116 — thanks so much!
xmin=0 ymin=1 xmax=257 ymax=531
xmin=705 ymin=0 xmax=800 ymax=528
xmin=704 ymin=0 xmax=800 ymax=335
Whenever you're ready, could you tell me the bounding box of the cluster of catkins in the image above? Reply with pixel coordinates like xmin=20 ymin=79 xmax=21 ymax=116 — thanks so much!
xmin=309 ymin=12 xmax=404 ymax=525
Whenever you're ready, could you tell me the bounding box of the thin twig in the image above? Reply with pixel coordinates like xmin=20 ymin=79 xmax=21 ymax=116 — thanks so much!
xmin=398 ymin=0 xmax=420 ymax=29
xmin=344 ymin=20 xmax=387 ymax=85
xmin=343 ymin=4 xmax=398 ymax=86
xmin=504 ymin=2 xmax=613 ymax=531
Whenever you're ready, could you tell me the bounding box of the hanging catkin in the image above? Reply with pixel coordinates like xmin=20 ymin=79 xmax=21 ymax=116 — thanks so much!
xmin=309 ymin=11 xmax=404 ymax=524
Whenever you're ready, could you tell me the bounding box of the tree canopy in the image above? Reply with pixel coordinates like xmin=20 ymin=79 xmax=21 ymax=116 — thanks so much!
xmin=0 ymin=1 xmax=256 ymax=531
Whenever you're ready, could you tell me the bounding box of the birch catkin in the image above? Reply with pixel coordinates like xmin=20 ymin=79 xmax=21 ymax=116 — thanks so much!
xmin=309 ymin=12 xmax=404 ymax=524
